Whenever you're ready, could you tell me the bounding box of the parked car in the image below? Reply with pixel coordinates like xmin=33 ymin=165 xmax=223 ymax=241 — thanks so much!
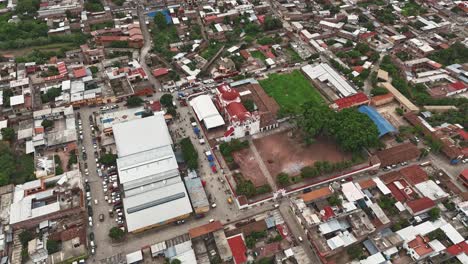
xmin=99 ymin=214 xmax=105 ymax=222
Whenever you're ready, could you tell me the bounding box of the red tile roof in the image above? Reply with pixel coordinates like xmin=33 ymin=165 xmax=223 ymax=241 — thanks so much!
xmin=333 ymin=92 xmax=369 ymax=110
xmin=240 ymin=50 xmax=250 ymax=60
xmin=227 ymin=235 xmax=247 ymax=264
xmin=152 ymin=68 xmax=169 ymax=77
xmin=358 ymin=178 xmax=377 ymax=189
xmin=150 ymin=101 xmax=161 ymax=112
xmin=450 ymin=81 xmax=466 ymax=91
xmin=353 ymin=66 xmax=364 ymax=73
xmin=447 ymin=241 xmax=468 ymax=256
xmin=226 ymin=102 xmax=250 ymax=122
xmin=321 ymin=206 xmax=335 ymax=221
xmin=458 ymin=130 xmax=468 ymax=141
xmin=406 ymin=197 xmax=435 ymax=215
xmin=460 ymin=169 xmax=468 ymax=181
xmin=73 ymin=67 xmax=87 ymax=78
xmin=189 ymin=221 xmax=223 ymax=238
xmin=399 ymin=165 xmax=429 ymax=185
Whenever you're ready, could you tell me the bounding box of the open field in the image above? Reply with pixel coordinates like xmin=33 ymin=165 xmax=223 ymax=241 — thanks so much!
xmin=259 ymin=70 xmax=324 ymax=112
xmin=232 ymin=148 xmax=268 ymax=187
xmin=250 ymin=50 xmax=267 ymax=61
xmin=253 ymin=130 xmax=351 ymax=177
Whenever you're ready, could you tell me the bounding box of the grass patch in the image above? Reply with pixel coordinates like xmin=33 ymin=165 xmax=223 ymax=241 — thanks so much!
xmin=259 ymin=70 xmax=324 ymax=113
xmin=250 ymin=50 xmax=266 ymax=61
xmin=286 ymin=47 xmax=302 ymax=63
xmin=201 ymin=41 xmax=223 ymax=61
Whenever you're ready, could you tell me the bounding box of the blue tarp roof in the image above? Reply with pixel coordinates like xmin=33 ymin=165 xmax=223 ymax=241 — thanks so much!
xmin=147 ymin=10 xmax=172 ymax=24
xmin=358 ymin=105 xmax=397 ymax=138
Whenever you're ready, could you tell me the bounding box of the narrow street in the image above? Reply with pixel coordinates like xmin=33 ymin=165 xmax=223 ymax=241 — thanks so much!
xmin=137 ymin=6 xmax=162 ymax=94
xmin=279 ymin=200 xmax=322 ymax=263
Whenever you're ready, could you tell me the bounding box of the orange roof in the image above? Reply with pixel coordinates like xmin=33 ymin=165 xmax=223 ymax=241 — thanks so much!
xmin=408 ymin=236 xmax=433 ymax=257
xmin=358 ymin=178 xmax=376 ymax=189
xmin=188 ymin=221 xmax=223 ymax=238
xmin=301 ymin=186 xmax=332 ymax=202
xmin=400 ymin=165 xmax=428 ymax=185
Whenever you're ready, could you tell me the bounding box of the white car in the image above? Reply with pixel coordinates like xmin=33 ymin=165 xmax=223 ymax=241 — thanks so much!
xmin=209 ymin=219 xmax=215 ymax=223
xmin=94 ymin=199 xmax=98 ymax=205
xmin=104 ymin=196 xmax=108 ymax=201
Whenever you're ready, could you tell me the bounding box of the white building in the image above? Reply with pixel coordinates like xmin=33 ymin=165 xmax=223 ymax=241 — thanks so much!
xmin=113 ymin=114 xmax=192 ymax=233
xmin=216 ymin=83 xmax=260 ymax=140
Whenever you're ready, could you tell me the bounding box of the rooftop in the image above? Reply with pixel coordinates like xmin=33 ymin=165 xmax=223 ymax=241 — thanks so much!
xmin=188 ymin=221 xmax=223 ymax=239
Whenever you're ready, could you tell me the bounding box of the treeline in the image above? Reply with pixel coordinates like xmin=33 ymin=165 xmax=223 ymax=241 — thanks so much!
xmin=0 ymin=33 xmax=89 ymax=50
xmin=0 ymin=142 xmax=35 ymax=186
xmin=180 ymin=137 xmax=198 ymax=170
xmin=298 ymin=103 xmax=380 ymax=153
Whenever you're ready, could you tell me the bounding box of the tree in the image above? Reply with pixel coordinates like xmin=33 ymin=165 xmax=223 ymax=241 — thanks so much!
xmin=428 ymin=207 xmax=440 ymax=221
xmin=242 ymin=99 xmax=255 ymax=112
xmin=99 ymin=153 xmax=117 ymax=166
xmin=41 ymin=119 xmax=54 ymax=129
xmin=347 ymin=244 xmax=363 ymax=260
xmin=328 ymin=194 xmax=342 ymax=206
xmin=160 ymin=94 xmax=173 ymax=108
xmin=46 ymin=239 xmax=60 ymax=254
xmin=1 ymin=127 xmax=15 ymax=142
xmin=19 ymin=230 xmax=34 ymax=247
xmin=154 ymin=12 xmax=167 ymax=29
xmin=180 ymin=138 xmax=198 ymax=170
xmin=0 ymin=172 xmax=8 ymax=186
xmin=109 ymin=227 xmax=125 ymax=241
xmin=245 ymin=236 xmax=256 ymax=249
xmin=126 ymin=96 xmax=143 ymax=107
xmin=300 ymin=166 xmax=319 ymax=178
xmin=276 ymin=173 xmax=290 ymax=187
xmin=170 ymin=259 xmax=181 ymax=264
xmin=264 ymin=16 xmax=282 ymax=31
xmin=236 ymin=180 xmax=256 ymax=198
xmin=16 ymin=0 xmax=40 ymax=14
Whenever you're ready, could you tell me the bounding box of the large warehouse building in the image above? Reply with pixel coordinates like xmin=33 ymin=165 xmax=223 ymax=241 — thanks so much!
xmin=113 ymin=113 xmax=192 ymax=233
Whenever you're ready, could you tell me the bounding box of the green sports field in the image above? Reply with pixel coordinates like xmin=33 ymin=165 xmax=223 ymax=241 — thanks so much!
xmin=259 ymin=70 xmax=324 ymax=113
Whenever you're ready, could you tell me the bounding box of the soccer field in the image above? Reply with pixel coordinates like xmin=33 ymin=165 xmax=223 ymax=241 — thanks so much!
xmin=259 ymin=70 xmax=324 ymax=113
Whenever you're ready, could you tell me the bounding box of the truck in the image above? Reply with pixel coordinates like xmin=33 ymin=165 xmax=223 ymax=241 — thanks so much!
xmin=193 ymin=126 xmax=200 ymax=137
xmin=206 ymin=151 xmax=214 ymax=162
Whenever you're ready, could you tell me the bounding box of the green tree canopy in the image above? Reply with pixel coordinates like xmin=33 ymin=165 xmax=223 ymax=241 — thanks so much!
xmin=160 ymin=94 xmax=173 ymax=108
xmin=46 ymin=239 xmax=60 ymax=254
xmin=109 ymin=227 xmax=125 ymax=240
xmin=41 ymin=119 xmax=54 ymax=129
xmin=99 ymin=153 xmax=117 ymax=166
xmin=126 ymin=96 xmax=143 ymax=107
xmin=428 ymin=207 xmax=440 ymax=221
xmin=1 ymin=127 xmax=15 ymax=142
xmin=276 ymin=173 xmax=290 ymax=187
xmin=154 ymin=12 xmax=167 ymax=29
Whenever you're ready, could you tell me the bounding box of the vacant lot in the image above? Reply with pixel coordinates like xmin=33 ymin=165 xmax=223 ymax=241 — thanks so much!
xmin=253 ymin=131 xmax=351 ymax=177
xmin=259 ymin=70 xmax=324 ymax=113
xmin=232 ymin=148 xmax=268 ymax=187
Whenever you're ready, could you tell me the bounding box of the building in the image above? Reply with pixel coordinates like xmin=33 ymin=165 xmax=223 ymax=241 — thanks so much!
xmin=9 ymin=170 xmax=84 ymax=229
xmin=376 ymin=143 xmax=421 ymax=167
xmin=331 ymin=92 xmax=369 ymax=110
xmin=358 ymin=105 xmax=397 ymax=138
xmin=216 ymin=83 xmax=260 ymax=140
xmin=302 ymin=63 xmax=357 ymax=98
xmin=184 ymin=176 xmax=209 ymax=215
xmin=190 ymin=95 xmax=225 ymax=130
xmin=379 ymin=82 xmax=419 ymax=113
xmin=113 ymin=114 xmax=192 ymax=233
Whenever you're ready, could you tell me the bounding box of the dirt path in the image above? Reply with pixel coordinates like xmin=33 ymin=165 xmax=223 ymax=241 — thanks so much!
xmin=248 ymin=138 xmax=278 ymax=191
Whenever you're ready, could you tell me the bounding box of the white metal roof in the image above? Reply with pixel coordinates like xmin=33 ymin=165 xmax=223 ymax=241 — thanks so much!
xmin=373 ymin=178 xmax=391 ymax=195
xmin=123 ymin=181 xmax=192 ymax=232
xmin=190 ymin=95 xmax=225 ymax=129
xmin=126 ymin=250 xmax=143 ymax=264
xmin=341 ymin=182 xmax=365 ymax=202
xmin=113 ymin=113 xmax=173 ymax=157
xmin=302 ymin=64 xmax=356 ymax=97
xmin=10 ymin=95 xmax=24 ymax=106
xmin=414 ymin=180 xmax=448 ymax=201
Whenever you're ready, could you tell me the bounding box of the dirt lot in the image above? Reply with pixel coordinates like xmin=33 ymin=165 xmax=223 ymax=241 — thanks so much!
xmin=232 ymin=148 xmax=268 ymax=187
xmin=253 ymin=131 xmax=351 ymax=177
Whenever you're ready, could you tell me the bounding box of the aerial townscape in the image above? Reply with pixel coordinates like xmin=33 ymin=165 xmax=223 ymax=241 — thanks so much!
xmin=0 ymin=0 xmax=468 ymax=263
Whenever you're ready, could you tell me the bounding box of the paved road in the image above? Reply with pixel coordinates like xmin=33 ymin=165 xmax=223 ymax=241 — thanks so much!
xmin=279 ymin=200 xmax=322 ymax=263
xmin=137 ymin=6 xmax=162 ymax=93
xmin=77 ymin=107 xmax=117 ymax=262
xmin=429 ymin=153 xmax=467 ymax=192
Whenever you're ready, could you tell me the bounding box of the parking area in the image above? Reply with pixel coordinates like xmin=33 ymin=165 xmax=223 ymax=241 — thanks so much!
xmin=77 ymin=106 xmax=126 ymax=261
